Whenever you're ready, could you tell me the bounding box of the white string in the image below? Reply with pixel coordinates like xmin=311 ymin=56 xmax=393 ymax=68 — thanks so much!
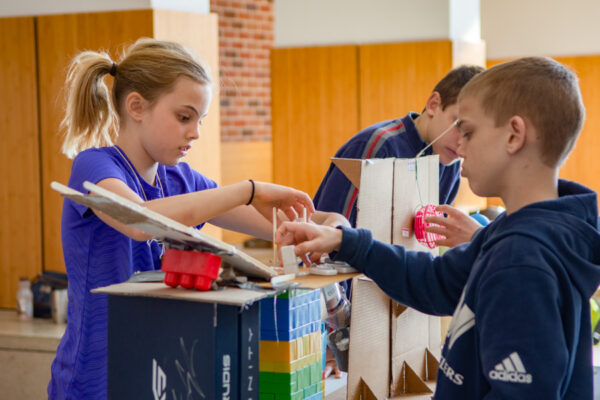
xmin=113 ymin=145 xmax=165 ymax=201
xmin=414 ymin=119 xmax=459 ymax=207
xmin=415 ymin=119 xmax=459 ymax=159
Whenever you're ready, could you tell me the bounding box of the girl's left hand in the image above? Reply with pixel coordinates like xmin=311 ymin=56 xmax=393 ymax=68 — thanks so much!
xmin=251 ymin=181 xmax=315 ymax=222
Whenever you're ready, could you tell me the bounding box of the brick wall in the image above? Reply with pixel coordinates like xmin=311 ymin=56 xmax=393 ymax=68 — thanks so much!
xmin=210 ymin=0 xmax=274 ymax=141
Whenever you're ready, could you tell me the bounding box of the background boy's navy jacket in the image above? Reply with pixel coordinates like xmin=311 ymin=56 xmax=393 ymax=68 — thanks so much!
xmin=334 ymin=180 xmax=600 ymax=399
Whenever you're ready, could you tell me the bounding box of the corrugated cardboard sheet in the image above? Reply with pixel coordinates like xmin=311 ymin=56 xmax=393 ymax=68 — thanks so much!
xmin=335 ymin=155 xmax=442 ymax=400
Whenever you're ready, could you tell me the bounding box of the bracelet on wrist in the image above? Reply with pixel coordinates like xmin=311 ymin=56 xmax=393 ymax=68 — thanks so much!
xmin=246 ymin=179 xmax=255 ymax=205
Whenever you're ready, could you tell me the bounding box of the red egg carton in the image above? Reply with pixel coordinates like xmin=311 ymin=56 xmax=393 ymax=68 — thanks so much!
xmin=161 ymin=248 xmax=221 ymax=291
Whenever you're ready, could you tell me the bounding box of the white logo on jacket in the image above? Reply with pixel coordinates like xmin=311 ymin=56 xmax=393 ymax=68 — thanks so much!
xmin=447 ymin=290 xmax=475 ymax=350
xmin=488 ymin=352 xmax=533 ymax=384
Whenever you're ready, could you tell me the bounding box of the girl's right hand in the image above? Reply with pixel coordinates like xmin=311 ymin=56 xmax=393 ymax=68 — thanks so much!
xmin=251 ymin=181 xmax=315 ymax=222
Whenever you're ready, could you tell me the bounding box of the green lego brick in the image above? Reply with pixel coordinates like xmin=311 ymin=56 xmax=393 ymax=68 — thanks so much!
xmin=260 ymin=371 xmax=296 ymax=392
xmin=309 ymin=361 xmax=322 ymax=385
xmin=259 ymin=393 xmax=276 ymax=400
xmin=260 ymin=361 xmax=323 ymax=398
xmin=303 ymin=383 xmax=319 ymax=397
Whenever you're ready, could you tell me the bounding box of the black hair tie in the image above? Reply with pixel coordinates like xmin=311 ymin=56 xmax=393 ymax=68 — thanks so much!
xmin=109 ymin=62 xmax=117 ymax=77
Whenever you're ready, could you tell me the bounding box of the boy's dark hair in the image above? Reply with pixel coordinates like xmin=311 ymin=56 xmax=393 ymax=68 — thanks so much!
xmin=434 ymin=65 xmax=485 ymax=109
xmin=460 ymin=57 xmax=585 ymax=167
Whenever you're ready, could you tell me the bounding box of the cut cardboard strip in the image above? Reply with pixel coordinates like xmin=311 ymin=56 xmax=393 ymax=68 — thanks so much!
xmin=425 ymin=348 xmax=439 ymax=382
xmin=347 ymin=277 xmax=390 ymax=400
xmin=51 ymin=181 xmax=276 ymax=279
xmin=428 ymin=315 xmax=442 ymax=358
xmin=356 ymin=158 xmax=394 ymax=242
xmin=392 ymin=156 xmax=440 ymax=250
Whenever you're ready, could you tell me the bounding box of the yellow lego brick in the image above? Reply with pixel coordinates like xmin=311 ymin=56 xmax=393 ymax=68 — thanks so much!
xmin=259 ymin=331 xmax=321 ymax=363
xmin=260 ymin=353 xmax=321 ymax=373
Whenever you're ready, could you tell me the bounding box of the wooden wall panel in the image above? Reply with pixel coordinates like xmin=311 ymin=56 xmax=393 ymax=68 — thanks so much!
xmin=153 ymin=10 xmax=223 ymax=240
xmin=555 ymin=55 xmax=600 ymax=205
xmin=358 ymin=40 xmax=453 ymax=129
xmin=0 ymin=17 xmax=42 ymax=308
xmin=37 ymin=11 xmax=154 ymax=272
xmin=271 ymin=45 xmax=359 ymax=197
xmin=488 ymin=56 xmax=600 ymax=209
xmin=221 ymin=140 xmax=272 ymax=244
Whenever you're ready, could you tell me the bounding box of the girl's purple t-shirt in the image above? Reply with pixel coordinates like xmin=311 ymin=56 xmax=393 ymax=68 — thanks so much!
xmin=48 ymin=146 xmax=217 ymax=399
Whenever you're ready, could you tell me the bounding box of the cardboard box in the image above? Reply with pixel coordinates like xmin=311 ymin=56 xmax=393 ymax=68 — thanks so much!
xmin=95 ymin=283 xmax=263 ymax=400
xmin=333 ymin=156 xmax=442 ymax=399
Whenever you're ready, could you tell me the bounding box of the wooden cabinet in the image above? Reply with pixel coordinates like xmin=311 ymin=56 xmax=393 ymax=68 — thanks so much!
xmin=0 ymin=10 xmax=221 ymax=308
xmin=271 ymin=45 xmax=360 ymax=197
xmin=0 ymin=17 xmax=42 ymax=309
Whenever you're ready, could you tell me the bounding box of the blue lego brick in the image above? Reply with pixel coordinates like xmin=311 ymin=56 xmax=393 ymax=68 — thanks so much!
xmin=305 ymin=391 xmax=323 ymax=400
xmin=321 ymin=322 xmax=327 ymax=370
xmin=260 ymin=289 xmax=320 ymax=311
xmin=261 ymin=299 xmax=321 ymax=331
xmin=260 ymin=320 xmax=321 ymax=341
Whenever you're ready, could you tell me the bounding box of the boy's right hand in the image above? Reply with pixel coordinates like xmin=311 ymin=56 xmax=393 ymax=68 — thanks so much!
xmin=276 ymin=222 xmax=343 ymax=265
xmin=424 ymin=204 xmax=482 ymax=247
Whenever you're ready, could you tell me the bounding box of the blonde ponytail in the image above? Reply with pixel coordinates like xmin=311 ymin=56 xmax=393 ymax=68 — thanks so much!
xmin=60 ymin=38 xmax=212 ymax=158
xmin=60 ymin=51 xmax=117 ymax=159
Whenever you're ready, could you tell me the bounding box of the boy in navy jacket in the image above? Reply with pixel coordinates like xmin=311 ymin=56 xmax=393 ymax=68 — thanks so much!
xmin=277 ymin=57 xmax=600 ymax=399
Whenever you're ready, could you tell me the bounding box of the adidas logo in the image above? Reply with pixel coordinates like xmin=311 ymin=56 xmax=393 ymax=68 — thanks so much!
xmin=488 ymin=352 xmax=532 ymax=384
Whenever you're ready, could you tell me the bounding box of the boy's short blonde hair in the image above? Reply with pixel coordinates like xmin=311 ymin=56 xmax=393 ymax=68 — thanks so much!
xmin=459 ymin=57 xmax=585 ymax=167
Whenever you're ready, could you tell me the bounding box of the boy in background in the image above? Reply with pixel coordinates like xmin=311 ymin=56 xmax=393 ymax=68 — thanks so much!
xmin=314 ymin=65 xmax=483 ymax=247
xmin=278 ymin=57 xmax=600 ymax=398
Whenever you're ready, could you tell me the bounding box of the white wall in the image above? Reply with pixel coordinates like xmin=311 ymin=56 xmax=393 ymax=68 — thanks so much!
xmin=274 ymin=0 xmax=451 ymax=47
xmin=450 ymin=0 xmax=480 ymax=43
xmin=482 ymin=0 xmax=600 ymax=59
xmin=0 ymin=0 xmax=209 ymax=17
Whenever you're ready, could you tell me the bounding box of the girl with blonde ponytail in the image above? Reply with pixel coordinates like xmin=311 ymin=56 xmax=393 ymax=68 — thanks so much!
xmin=48 ymin=38 xmax=316 ymax=399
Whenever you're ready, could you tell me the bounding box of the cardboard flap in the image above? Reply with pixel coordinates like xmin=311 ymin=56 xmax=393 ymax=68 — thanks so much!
xmin=92 ymin=282 xmax=269 ymax=306
xmin=332 ymin=157 xmax=362 ymax=188
xmin=394 ymin=362 xmax=432 ymax=395
xmin=51 ymin=181 xmax=276 ymax=279
xmin=359 ymin=378 xmax=379 ymax=400
xmin=425 ymin=348 xmax=439 ymax=382
xmin=347 ymin=277 xmax=390 ymax=400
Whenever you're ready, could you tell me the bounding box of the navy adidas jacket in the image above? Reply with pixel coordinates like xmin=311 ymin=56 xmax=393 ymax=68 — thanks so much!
xmin=333 ymin=180 xmax=600 ymax=399
xmin=313 ymin=113 xmax=460 ymax=227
